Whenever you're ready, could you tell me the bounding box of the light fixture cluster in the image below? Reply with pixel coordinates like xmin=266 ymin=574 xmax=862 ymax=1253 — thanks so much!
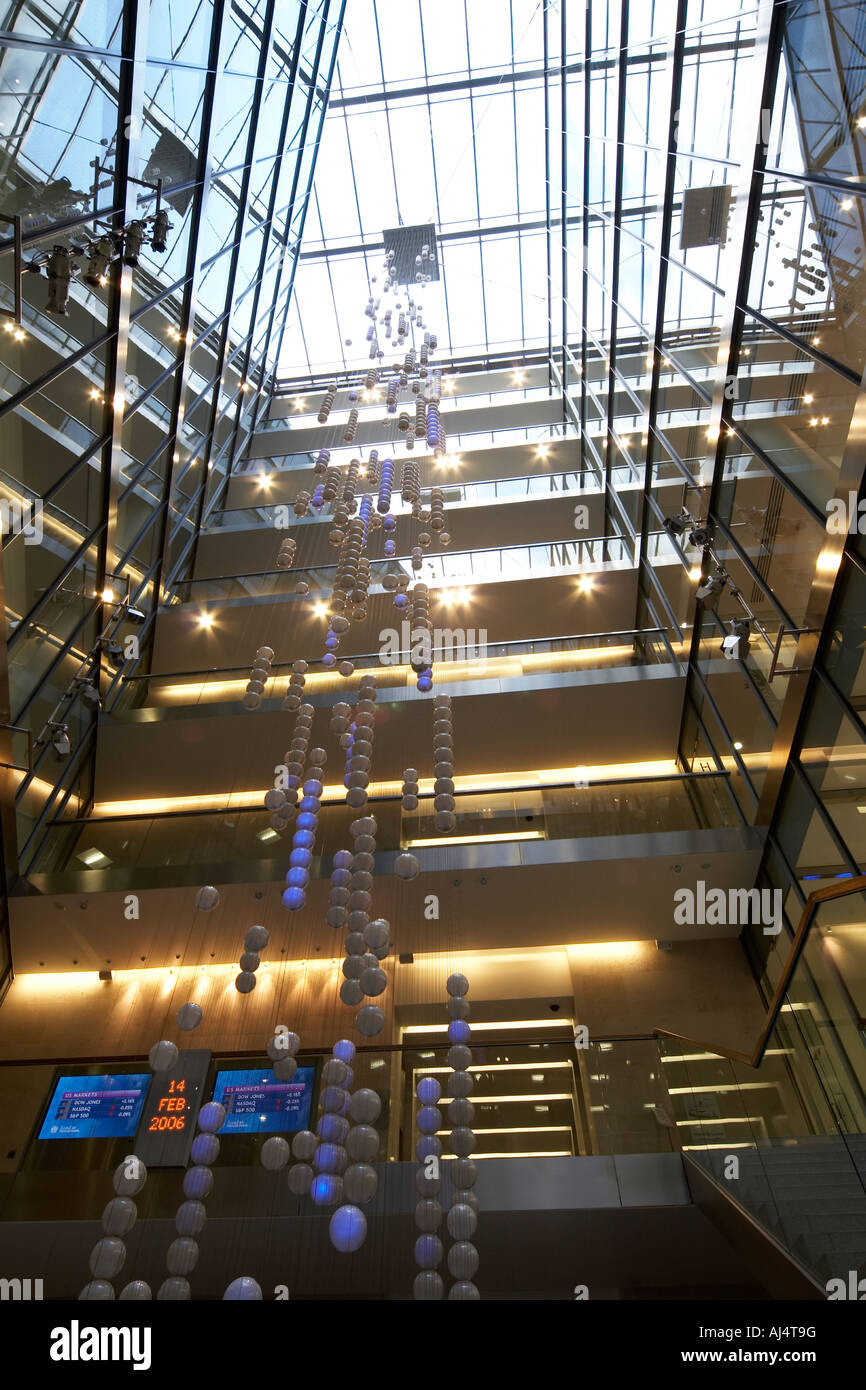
xmin=32 ymin=207 xmax=173 ymax=317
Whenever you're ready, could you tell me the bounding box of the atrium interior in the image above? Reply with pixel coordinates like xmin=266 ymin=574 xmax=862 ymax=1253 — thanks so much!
xmin=0 ymin=0 xmax=865 ymax=1306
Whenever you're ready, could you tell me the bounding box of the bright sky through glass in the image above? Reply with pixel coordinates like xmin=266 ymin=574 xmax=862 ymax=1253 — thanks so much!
xmin=279 ymin=0 xmax=550 ymax=377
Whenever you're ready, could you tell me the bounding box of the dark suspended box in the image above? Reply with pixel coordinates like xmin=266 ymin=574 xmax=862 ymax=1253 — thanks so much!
xmin=382 ymin=223 xmax=440 ymax=284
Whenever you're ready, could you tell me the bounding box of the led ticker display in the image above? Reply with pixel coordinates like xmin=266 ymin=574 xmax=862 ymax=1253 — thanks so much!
xmin=135 ymin=1049 xmax=211 ymax=1167
xmin=38 ymin=1074 xmax=151 ymax=1140
xmin=212 ymin=1067 xmax=316 ymax=1135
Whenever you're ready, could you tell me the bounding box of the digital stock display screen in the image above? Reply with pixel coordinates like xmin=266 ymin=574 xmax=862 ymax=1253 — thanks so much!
xmin=135 ymin=1049 xmax=211 ymax=1167
xmin=38 ymin=1074 xmax=151 ymax=1140
xmin=212 ymin=1067 xmax=316 ymax=1135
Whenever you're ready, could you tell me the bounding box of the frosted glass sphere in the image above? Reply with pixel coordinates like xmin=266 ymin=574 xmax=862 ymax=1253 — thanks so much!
xmin=342 ymin=956 xmax=364 ymax=980
xmin=415 ymin=1165 xmax=441 ymax=1196
xmin=343 ymin=1162 xmax=378 ymax=1204
xmin=314 ymin=1142 xmax=348 ymax=1174
xmin=449 ymin=1098 xmax=475 ymax=1126
xmin=113 ymin=1156 xmax=147 ymax=1196
xmin=434 ymin=811 xmax=456 ymax=831
xmin=448 ymin=1018 xmax=471 ymax=1045
xmin=272 ymin=1056 xmax=299 ymax=1083
xmin=449 ymin=1280 xmax=480 ymax=1300
xmin=340 ymin=978 xmax=364 ymax=1006
xmin=413 ymin=1271 xmax=444 ymax=1300
xmin=447 ymin=996 xmax=470 ymax=1020
xmin=242 ymin=692 xmax=261 ymax=709
xmin=195 ymin=885 xmax=220 ymax=911
xmin=317 ymin=1114 xmax=349 ymax=1144
xmin=101 ymin=1197 xmax=137 ymax=1237
xmin=346 ymin=787 xmax=366 ymax=806
xmin=363 ymin=919 xmax=390 ymax=950
xmin=261 ymin=1137 xmax=291 ymax=1171
xmin=287 ymin=1162 xmax=313 ymax=1195
xmin=239 ymin=951 xmax=260 ymax=973
xmin=346 ymin=931 xmax=366 ymax=955
xmin=395 ymin=853 xmax=420 ymax=880
xmin=322 ymin=1058 xmax=348 ymax=1085
xmin=339 ymin=661 xmax=354 ymax=676
xmin=448 ymin=1070 xmax=474 ymax=1097
xmin=416 ymin=1135 xmax=442 ymax=1162
xmin=149 ymin=1040 xmax=178 ymax=1073
xmin=175 ymin=1200 xmax=206 ymax=1237
xmin=416 ymin=1076 xmax=441 ymax=1104
xmin=89 ymin=1237 xmax=126 ymax=1279
xmin=320 ymin=1085 xmax=349 ymax=1114
xmin=245 ymin=925 xmax=270 ymax=952
xmin=176 ymin=1002 xmax=202 ymax=1031
xmin=257 ymin=646 xmax=275 ymax=661
xmin=118 ymin=1281 xmax=151 ymax=1301
xmin=311 ymin=1173 xmax=344 ymax=1206
xmin=79 ymin=1281 xmax=115 ymax=1300
xmin=447 ymin=1044 xmax=472 ymax=1072
xmin=166 ymin=1237 xmax=198 ymax=1276
xmin=348 ymin=1088 xmax=381 ymax=1124
xmin=446 ymin=972 xmax=469 ymax=997
xmin=403 ymin=768 xmax=419 ymax=782
xmin=292 ymin=1130 xmax=317 ymax=1161
xmin=158 ymin=1278 xmax=190 ymax=1300
xmin=414 ymin=1234 xmax=443 ymax=1269
xmin=183 ymin=1166 xmax=214 ymax=1200
xmin=235 ymin=970 xmax=257 ymax=992
xmin=190 ymin=1133 xmax=219 ymax=1165
xmin=402 ymin=795 xmax=419 ymax=811
xmin=356 ymin=1004 xmax=385 ymax=1036
xmin=346 ymin=1124 xmax=378 ymax=1162
xmin=447 ymin=1202 xmax=478 ymax=1240
xmin=448 ymin=1241 xmax=479 ymax=1280
xmin=223 ymin=1277 xmax=262 ymax=1300
xmin=333 ymin=1039 xmax=355 ymax=1062
xmin=450 ymin=1126 xmax=476 ymax=1156
xmin=415 ymin=1198 xmax=442 ymax=1232
xmin=329 ymin=1203 xmax=367 ymax=1253
xmin=327 ymin=906 xmax=348 ymax=928
xmin=198 ymin=1101 xmax=226 ymax=1134
xmin=416 ymin=1104 xmax=442 ymax=1135
xmin=264 ymin=789 xmax=285 ymax=811
xmin=360 ymin=966 xmax=387 ymax=997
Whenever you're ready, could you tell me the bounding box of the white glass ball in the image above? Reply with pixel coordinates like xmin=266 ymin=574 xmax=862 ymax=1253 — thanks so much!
xmin=101 ymin=1197 xmax=137 ymax=1237
xmin=244 ymin=925 xmax=270 ymax=952
xmin=273 ymin=1056 xmax=298 ymax=1082
xmin=287 ymin=1162 xmax=313 ymax=1195
xmin=345 ymin=1124 xmax=378 ymax=1162
xmin=113 ymin=1156 xmax=147 ymax=1196
xmin=261 ymin=1136 xmax=291 ymax=1170
xmin=447 ymin=1201 xmax=478 ymax=1239
xmin=157 ymin=1277 xmax=190 ymax=1300
xmin=175 ymin=1200 xmax=206 ymax=1237
xmin=447 ymin=1044 xmax=473 ymax=1072
xmin=343 ymin=1163 xmax=378 ymax=1204
xmin=415 ymin=1198 xmax=443 ymax=1231
xmin=89 ymin=1237 xmax=126 ymax=1279
xmin=348 ymin=1088 xmax=382 ymax=1124
xmin=356 ymin=1004 xmax=385 ymax=1036
xmin=413 ymin=1271 xmax=444 ymax=1300
xmin=166 ymin=1237 xmax=198 ymax=1276
xmin=223 ymin=1276 xmax=262 ymax=1300
xmin=360 ymin=966 xmax=387 ymax=997
xmin=149 ymin=1040 xmax=178 ymax=1073
xmin=446 ymin=972 xmax=470 ymax=997
xmin=448 ymin=1280 xmax=480 ymax=1300
xmin=450 ymin=1126 xmax=476 ymax=1157
xmin=195 ymin=885 xmax=220 ymax=911
xmin=176 ymin=1002 xmax=203 ymax=1031
xmin=118 ymin=1281 xmax=151 ymax=1300
xmin=447 ymin=1241 xmax=479 ymax=1280
xmin=395 ymin=853 xmax=420 ymax=880
xmin=79 ymin=1280 xmax=115 ymax=1300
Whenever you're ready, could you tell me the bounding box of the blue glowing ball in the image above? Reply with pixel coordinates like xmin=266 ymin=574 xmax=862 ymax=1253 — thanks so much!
xmin=289 ymin=847 xmax=312 ymax=868
xmin=310 ymin=1173 xmax=342 ymax=1206
xmin=384 ymin=540 xmax=396 ymax=557
xmin=299 ymin=795 xmax=319 ymax=812
xmin=293 ymin=829 xmax=315 ymax=849
xmin=325 ymin=635 xmax=339 ymax=651
xmin=304 ymin=779 xmax=323 ymax=796
xmin=329 ymin=1204 xmax=367 ymax=1253
xmin=416 ymin=1076 xmax=441 ymax=1105
xmin=314 ymin=1142 xmax=347 ymax=1174
xmin=282 ymin=886 xmax=306 ymax=910
xmin=416 ymin=1104 xmax=442 ymax=1135
xmin=296 ymin=811 xmax=317 ymax=831
xmin=417 ymin=675 xmax=433 ymax=692
xmin=414 ymin=1234 xmax=444 ymax=1269
xmin=333 ymin=1039 xmax=355 ymax=1063
xmin=448 ymin=1019 xmax=471 ymax=1045
xmin=322 ymin=654 xmax=336 ymax=668
xmin=316 ymin=1114 xmax=349 ymax=1144
xmin=384 ymin=513 xmax=396 ymax=531
xmin=285 ymin=867 xmax=309 ymax=888
xmin=416 ymin=1134 xmax=442 ymax=1162
xmin=394 ymin=594 xmax=408 ymax=609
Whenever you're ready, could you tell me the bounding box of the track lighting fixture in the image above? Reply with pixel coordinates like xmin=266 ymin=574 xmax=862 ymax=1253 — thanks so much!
xmin=104 ymin=639 xmax=125 ymax=668
xmin=721 ymin=619 xmax=751 ymax=662
xmin=50 ymin=723 xmax=71 ymax=757
xmin=45 ymin=246 xmax=74 ymax=315
xmin=696 ymin=572 xmax=726 ymax=602
xmin=151 ymin=208 xmax=172 ymax=254
xmin=122 ymin=220 xmax=146 ymax=267
xmin=83 ymin=234 xmax=118 ymax=288
xmin=78 ymin=680 xmax=102 ymax=710
xmin=125 ymin=605 xmax=146 ymax=624
xmin=662 ymin=511 xmax=690 ymax=538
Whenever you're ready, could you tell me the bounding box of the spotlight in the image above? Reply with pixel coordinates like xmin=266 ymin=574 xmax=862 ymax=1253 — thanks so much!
xmin=721 ymin=619 xmax=751 ymax=662
xmin=150 ymin=208 xmax=172 ymax=254
xmin=689 ymin=526 xmax=711 ymax=547
xmin=696 ymin=573 xmax=726 ymax=602
xmin=51 ymin=724 xmax=71 ymax=757
xmin=45 ymin=246 xmax=74 ymax=315
xmin=125 ymin=606 xmax=147 ymax=624
xmin=104 ymin=640 xmax=125 ymax=668
xmin=79 ymin=681 xmax=102 ymax=710
xmin=83 ymin=235 xmax=116 ymax=288
xmin=122 ymin=220 xmax=146 ymax=267
xmin=662 ymin=512 xmax=689 ymax=538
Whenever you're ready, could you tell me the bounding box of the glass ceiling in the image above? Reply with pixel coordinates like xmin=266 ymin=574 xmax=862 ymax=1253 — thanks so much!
xmin=279 ymin=0 xmax=551 ymax=378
